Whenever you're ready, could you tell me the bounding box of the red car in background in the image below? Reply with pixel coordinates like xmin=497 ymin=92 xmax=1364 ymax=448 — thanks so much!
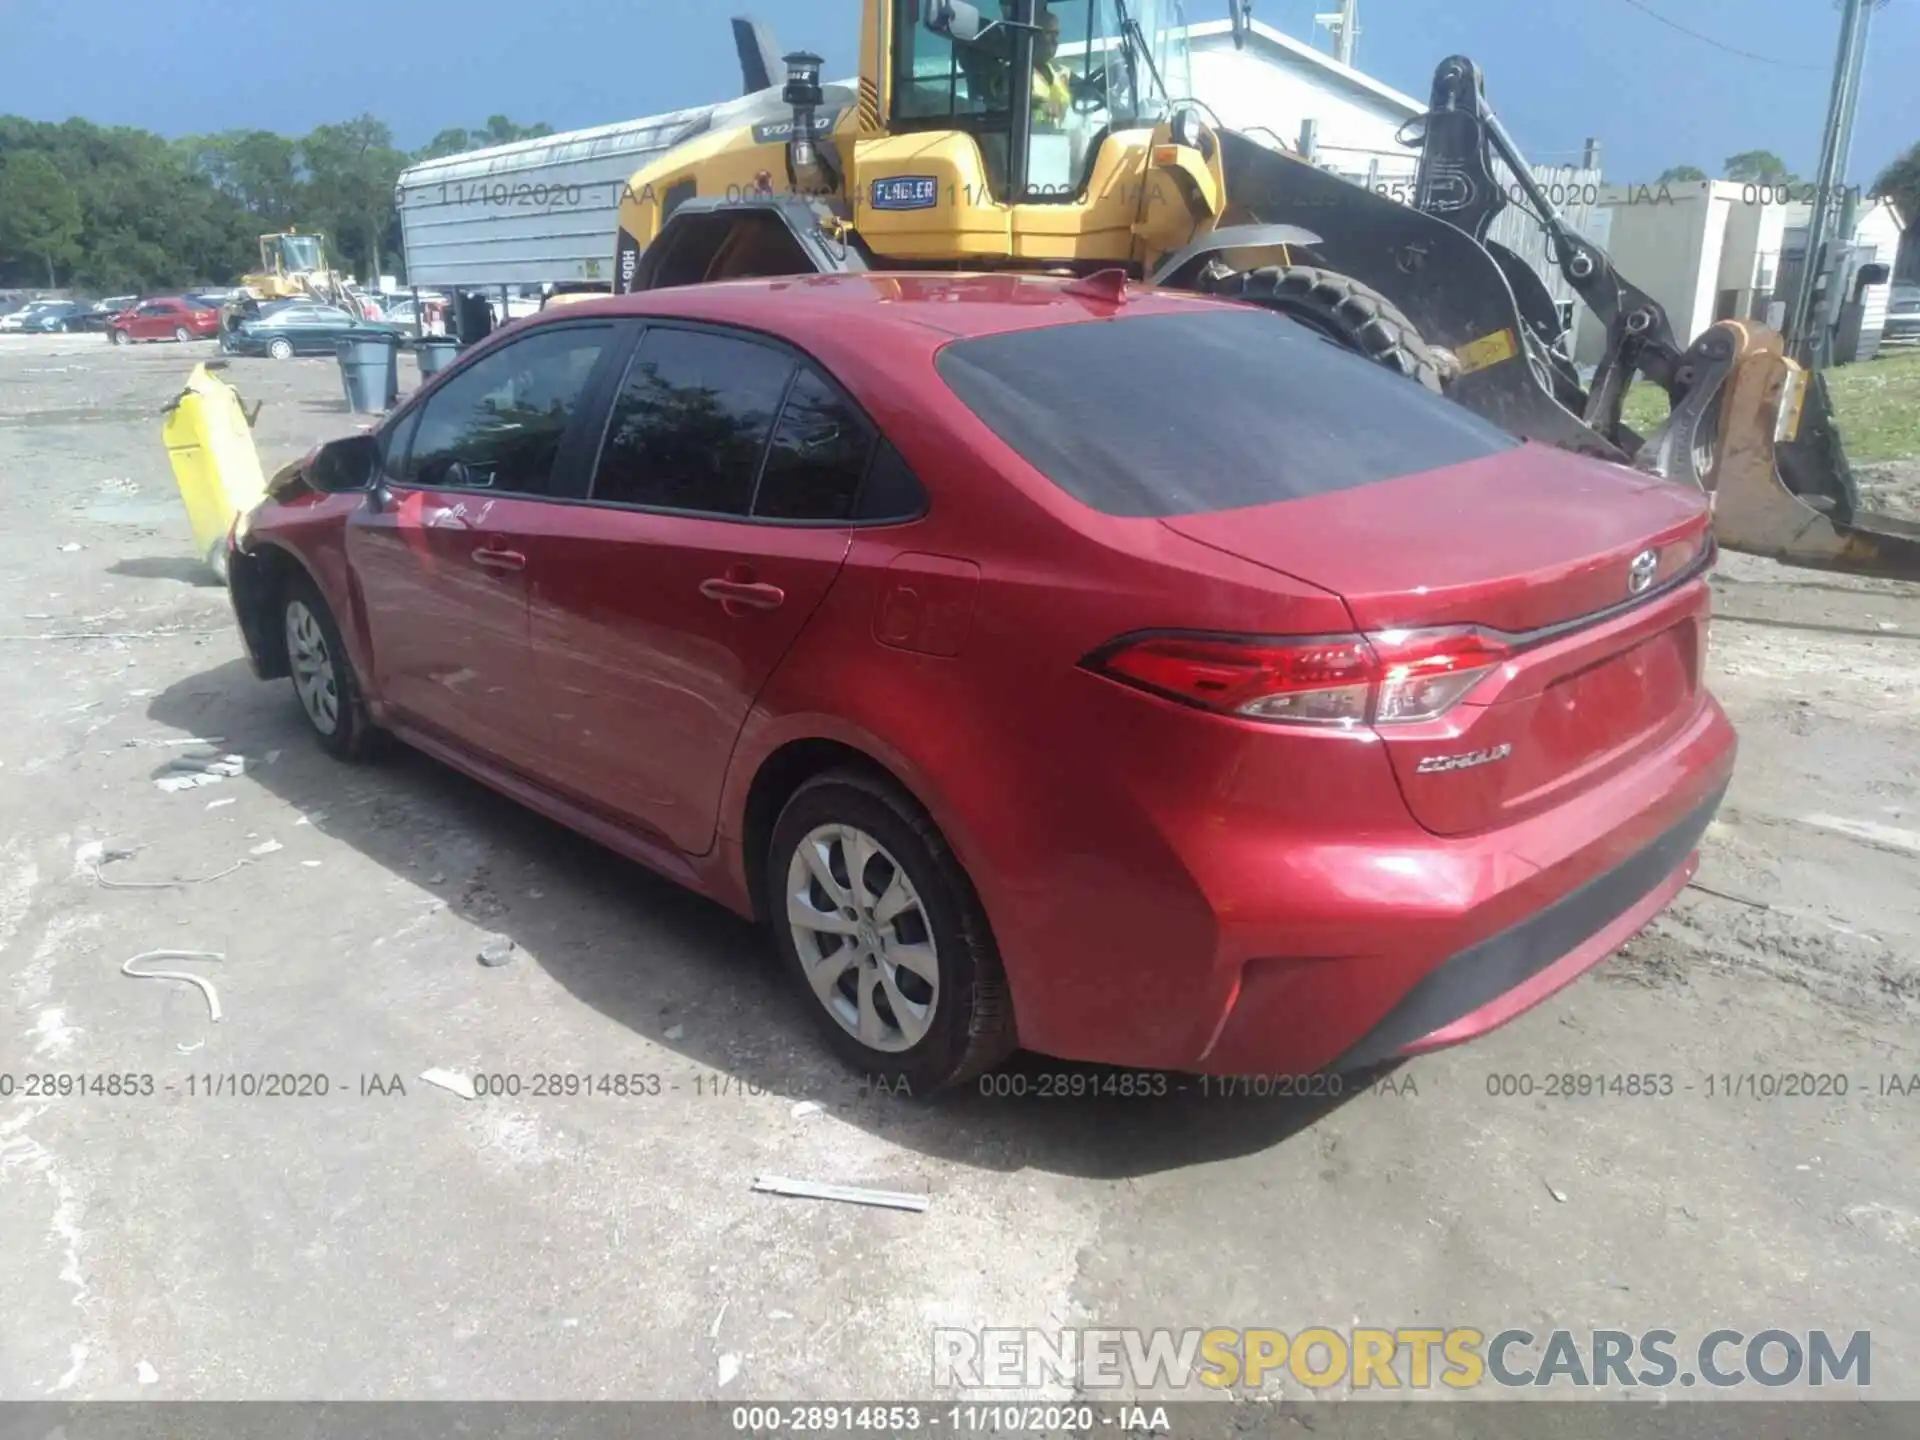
xmin=225 ymin=273 xmax=1736 ymax=1093
xmin=109 ymin=296 xmax=221 ymax=345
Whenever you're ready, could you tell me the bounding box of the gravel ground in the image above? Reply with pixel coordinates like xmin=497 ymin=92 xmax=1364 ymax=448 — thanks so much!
xmin=1 ymin=331 xmax=1917 ymax=1405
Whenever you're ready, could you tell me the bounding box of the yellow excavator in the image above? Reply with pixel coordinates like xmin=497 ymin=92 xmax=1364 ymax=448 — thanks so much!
xmin=604 ymin=0 xmax=1920 ymax=582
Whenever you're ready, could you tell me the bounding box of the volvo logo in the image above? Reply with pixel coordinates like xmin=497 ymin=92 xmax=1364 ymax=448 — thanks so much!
xmin=1627 ymin=549 xmax=1659 ymax=596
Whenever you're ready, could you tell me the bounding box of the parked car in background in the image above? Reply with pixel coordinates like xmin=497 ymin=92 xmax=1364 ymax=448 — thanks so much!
xmin=2 ymin=300 xmax=67 ymax=332
xmin=226 ymin=273 xmax=1737 ymax=1092
xmin=14 ymin=300 xmax=95 ymax=333
xmin=62 ymin=301 xmax=121 ymax=333
xmin=224 ymin=301 xmax=403 ymax=359
xmin=108 ymin=297 xmax=222 ymax=345
xmin=1883 ymin=283 xmax=1920 ymax=348
xmin=374 ymin=297 xmax=453 ymax=337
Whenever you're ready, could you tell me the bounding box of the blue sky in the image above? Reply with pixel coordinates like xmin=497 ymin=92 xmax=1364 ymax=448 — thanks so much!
xmin=7 ymin=0 xmax=1916 ymax=187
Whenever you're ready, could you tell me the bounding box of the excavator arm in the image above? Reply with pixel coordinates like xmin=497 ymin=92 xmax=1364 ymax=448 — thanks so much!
xmin=1406 ymin=55 xmax=1919 ymax=583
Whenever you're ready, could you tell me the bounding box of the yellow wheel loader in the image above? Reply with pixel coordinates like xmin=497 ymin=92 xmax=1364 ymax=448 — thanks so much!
xmin=604 ymin=0 xmax=1919 ymax=583
xmin=220 ymin=231 xmax=368 ymax=345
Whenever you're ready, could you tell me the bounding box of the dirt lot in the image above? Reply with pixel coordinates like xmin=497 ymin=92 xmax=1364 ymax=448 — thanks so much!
xmin=1 ymin=331 xmax=1918 ymax=1404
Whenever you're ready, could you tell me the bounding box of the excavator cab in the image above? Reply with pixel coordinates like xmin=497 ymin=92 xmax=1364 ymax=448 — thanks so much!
xmin=913 ymin=0 xmax=1186 ymax=204
xmin=261 ymin=232 xmax=327 ymax=281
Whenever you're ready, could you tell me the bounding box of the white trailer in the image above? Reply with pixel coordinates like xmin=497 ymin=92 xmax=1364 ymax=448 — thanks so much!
xmin=395 ymin=107 xmax=719 ymax=293
xmin=394 ymin=77 xmax=856 ymax=295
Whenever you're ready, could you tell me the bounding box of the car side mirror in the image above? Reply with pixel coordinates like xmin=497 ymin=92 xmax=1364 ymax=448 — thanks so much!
xmin=310 ymin=433 xmax=380 ymax=493
xmin=924 ymin=0 xmax=988 ymax=42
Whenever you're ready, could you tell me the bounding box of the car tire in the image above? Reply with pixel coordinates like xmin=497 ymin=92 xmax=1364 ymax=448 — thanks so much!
xmin=765 ymin=769 xmax=1015 ymax=1093
xmin=173 ymin=325 xmax=192 ymax=342
xmin=267 ymin=338 xmax=294 ymax=360
xmin=280 ymin=570 xmax=379 ymax=761
xmin=110 ymin=329 xmax=130 ymax=347
xmin=1203 ymin=264 xmax=1447 ymax=392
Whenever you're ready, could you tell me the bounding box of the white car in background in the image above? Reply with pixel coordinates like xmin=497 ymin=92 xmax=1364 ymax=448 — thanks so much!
xmin=1 ymin=302 xmax=50 ymax=332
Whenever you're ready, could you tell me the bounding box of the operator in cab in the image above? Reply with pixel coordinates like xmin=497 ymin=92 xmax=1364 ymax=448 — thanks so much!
xmin=957 ymin=2 xmax=1073 ymax=128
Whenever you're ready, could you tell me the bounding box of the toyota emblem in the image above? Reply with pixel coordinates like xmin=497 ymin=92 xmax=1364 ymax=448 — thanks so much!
xmin=1627 ymin=549 xmax=1659 ymax=596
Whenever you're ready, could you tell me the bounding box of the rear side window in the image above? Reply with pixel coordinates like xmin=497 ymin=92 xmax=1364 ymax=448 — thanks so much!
xmin=591 ymin=326 xmax=795 ymax=514
xmin=752 ymin=369 xmax=875 ymax=520
xmin=933 ymin=307 xmax=1523 ymax=517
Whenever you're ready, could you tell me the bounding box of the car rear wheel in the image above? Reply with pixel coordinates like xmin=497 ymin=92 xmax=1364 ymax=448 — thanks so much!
xmin=267 ymin=337 xmax=294 ymax=360
xmin=173 ymin=324 xmax=192 ymax=342
xmin=110 ymin=328 xmax=130 ymax=346
xmin=1204 ymin=264 xmax=1447 ymax=392
xmin=281 ymin=572 xmax=378 ymax=761
xmin=766 ymin=770 xmax=1015 ymax=1093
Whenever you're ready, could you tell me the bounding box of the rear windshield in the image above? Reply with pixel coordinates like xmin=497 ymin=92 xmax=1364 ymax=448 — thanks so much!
xmin=933 ymin=307 xmax=1523 ymax=517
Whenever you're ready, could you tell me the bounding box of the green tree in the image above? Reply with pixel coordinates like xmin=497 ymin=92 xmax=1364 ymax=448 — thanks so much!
xmin=412 ymin=116 xmax=556 ymax=162
xmin=0 ymin=150 xmax=82 ymax=286
xmin=299 ymin=115 xmax=409 ymax=284
xmin=1724 ymin=150 xmax=1797 ymax=184
xmin=1873 ymin=140 xmax=1920 ymax=224
xmin=417 ymin=126 xmax=477 ymax=161
xmin=1656 ymin=165 xmax=1709 ymax=183
xmin=187 ymin=128 xmax=305 ymax=229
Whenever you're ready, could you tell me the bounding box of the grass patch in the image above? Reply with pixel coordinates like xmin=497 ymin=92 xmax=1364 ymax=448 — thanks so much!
xmin=1620 ymin=347 xmax=1920 ymax=465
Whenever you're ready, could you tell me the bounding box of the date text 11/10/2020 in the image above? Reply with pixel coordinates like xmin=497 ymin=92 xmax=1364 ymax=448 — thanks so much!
xmin=429 ymin=173 xmax=1877 ymax=216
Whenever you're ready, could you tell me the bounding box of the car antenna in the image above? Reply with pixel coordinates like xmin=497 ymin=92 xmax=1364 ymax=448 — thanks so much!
xmin=1062 ymin=268 xmax=1130 ymax=305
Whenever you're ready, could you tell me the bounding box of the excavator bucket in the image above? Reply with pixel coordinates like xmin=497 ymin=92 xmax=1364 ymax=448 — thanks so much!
xmin=1641 ymin=321 xmax=1920 ymax=582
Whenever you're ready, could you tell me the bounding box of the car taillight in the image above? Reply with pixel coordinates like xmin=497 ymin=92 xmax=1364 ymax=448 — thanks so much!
xmin=1086 ymin=627 xmax=1510 ymax=727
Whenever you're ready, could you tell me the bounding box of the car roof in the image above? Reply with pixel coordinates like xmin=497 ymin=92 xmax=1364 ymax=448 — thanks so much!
xmin=533 ymin=272 xmax=1247 ymax=348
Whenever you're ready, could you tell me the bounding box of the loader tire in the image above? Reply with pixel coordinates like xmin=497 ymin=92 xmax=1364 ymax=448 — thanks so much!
xmin=1208 ymin=265 xmax=1446 ymax=393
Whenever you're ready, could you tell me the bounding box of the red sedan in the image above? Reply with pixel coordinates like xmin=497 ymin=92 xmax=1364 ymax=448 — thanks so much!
xmin=109 ymin=296 xmax=221 ymax=345
xmin=225 ymin=274 xmax=1736 ymax=1092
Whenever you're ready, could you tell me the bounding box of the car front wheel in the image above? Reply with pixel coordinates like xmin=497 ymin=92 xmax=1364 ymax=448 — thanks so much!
xmin=267 ymin=338 xmax=294 ymax=360
xmin=110 ymin=329 xmax=130 ymax=346
xmin=766 ymin=770 xmax=1015 ymax=1093
xmin=281 ymin=572 xmax=378 ymax=760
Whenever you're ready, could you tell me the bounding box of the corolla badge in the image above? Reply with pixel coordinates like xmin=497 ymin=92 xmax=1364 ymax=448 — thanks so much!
xmin=1415 ymin=743 xmax=1513 ymax=775
xmin=1628 ymin=549 xmax=1659 ymax=595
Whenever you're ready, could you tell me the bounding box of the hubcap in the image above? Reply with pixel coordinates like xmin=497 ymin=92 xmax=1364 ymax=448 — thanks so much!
xmin=785 ymin=824 xmax=939 ymax=1053
xmin=285 ymin=600 xmax=340 ymax=735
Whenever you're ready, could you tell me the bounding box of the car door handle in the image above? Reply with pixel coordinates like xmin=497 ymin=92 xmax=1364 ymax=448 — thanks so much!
xmin=699 ymin=577 xmax=786 ymax=610
xmin=472 ymin=546 xmax=527 ymax=572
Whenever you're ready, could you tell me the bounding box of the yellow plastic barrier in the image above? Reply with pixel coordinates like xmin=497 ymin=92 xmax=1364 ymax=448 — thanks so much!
xmin=162 ymin=362 xmax=266 ymax=582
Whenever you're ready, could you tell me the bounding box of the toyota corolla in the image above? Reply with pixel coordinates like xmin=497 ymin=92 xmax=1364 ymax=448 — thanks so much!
xmin=225 ymin=273 xmax=1736 ymax=1092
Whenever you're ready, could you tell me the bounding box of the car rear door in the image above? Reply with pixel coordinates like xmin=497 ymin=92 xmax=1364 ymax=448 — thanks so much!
xmin=297 ymin=306 xmax=352 ymax=353
xmin=128 ymin=302 xmax=168 ymax=340
xmin=529 ymin=321 xmax=864 ymax=856
xmin=344 ymin=321 xmax=626 ymax=779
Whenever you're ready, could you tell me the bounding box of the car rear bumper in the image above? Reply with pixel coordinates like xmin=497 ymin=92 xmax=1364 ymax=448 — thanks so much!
xmin=1185 ymin=698 xmax=1735 ymax=1077
xmin=1000 ymin=688 xmax=1735 ymax=1075
xmin=1325 ymin=778 xmax=1721 ymax=1072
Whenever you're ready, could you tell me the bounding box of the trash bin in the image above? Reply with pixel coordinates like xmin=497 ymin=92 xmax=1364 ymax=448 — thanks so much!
xmin=414 ymin=336 xmax=460 ymax=378
xmin=336 ymin=332 xmax=400 ymax=414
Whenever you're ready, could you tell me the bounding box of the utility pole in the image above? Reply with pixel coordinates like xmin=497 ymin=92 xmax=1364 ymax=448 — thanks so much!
xmin=1314 ymin=0 xmax=1359 ymax=66
xmin=1786 ymin=0 xmax=1876 ymax=366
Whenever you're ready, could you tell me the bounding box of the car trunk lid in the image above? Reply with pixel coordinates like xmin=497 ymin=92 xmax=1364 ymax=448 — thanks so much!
xmin=1161 ymin=445 xmax=1715 ymax=836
